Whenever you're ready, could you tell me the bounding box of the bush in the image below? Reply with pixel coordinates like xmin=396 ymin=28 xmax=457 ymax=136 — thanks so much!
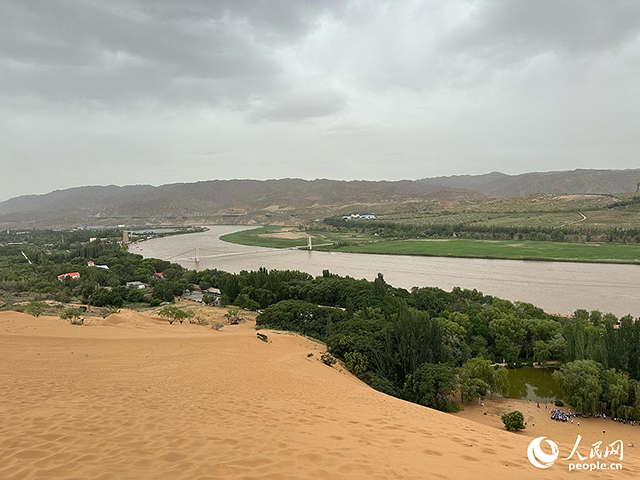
xmin=202 ymin=294 xmax=218 ymax=306
xmin=257 ymin=332 xmax=269 ymax=342
xmin=501 ymin=410 xmax=525 ymax=431
xmin=445 ymin=401 xmax=461 ymax=413
xmin=60 ymin=307 xmax=84 ymax=325
xmin=211 ymin=322 xmax=224 ymax=330
xmin=344 ymin=351 xmax=368 ymax=376
xmin=321 ymin=353 xmax=337 ymax=366
xmin=554 ymin=400 xmax=564 ymax=407
xmin=158 ymin=306 xmax=193 ymax=324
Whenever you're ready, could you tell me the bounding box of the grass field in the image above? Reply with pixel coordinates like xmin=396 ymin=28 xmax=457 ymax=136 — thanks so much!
xmin=334 ymin=238 xmax=640 ymax=263
xmin=221 ymin=226 xmax=640 ymax=264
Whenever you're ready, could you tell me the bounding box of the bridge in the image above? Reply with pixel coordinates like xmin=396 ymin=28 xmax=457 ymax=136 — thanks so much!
xmin=169 ymin=237 xmax=334 ymax=266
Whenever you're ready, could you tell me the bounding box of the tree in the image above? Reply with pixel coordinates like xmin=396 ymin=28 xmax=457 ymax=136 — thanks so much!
xmin=492 ymin=366 xmax=510 ymax=398
xmin=489 ymin=315 xmax=526 ymax=363
xmin=553 ymin=360 xmax=604 ymax=414
xmin=459 ymin=358 xmax=510 ymax=399
xmin=603 ymin=369 xmax=629 ymax=418
xmin=25 ymin=301 xmax=47 ymax=317
xmin=403 ymin=363 xmax=458 ymax=411
xmin=501 ymin=411 xmax=525 ymax=431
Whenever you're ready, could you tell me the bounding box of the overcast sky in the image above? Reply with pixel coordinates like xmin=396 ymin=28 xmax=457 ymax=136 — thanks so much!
xmin=1 ymin=0 xmax=639 ymax=201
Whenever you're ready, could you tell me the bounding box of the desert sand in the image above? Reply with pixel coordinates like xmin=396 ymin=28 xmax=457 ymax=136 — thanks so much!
xmin=1 ymin=309 xmax=638 ymax=479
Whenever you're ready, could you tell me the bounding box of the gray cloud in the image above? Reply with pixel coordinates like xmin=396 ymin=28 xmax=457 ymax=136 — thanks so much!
xmin=1 ymin=1 xmax=640 ymax=201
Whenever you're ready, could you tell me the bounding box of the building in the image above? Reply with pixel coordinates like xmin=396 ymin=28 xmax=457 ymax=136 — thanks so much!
xmin=57 ymin=272 xmax=81 ymax=281
xmin=88 ymin=261 xmax=109 ymax=269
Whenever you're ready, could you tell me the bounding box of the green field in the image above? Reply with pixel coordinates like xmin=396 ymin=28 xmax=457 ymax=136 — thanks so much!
xmin=221 ymin=226 xmax=640 ymax=264
xmin=334 ymin=238 xmax=640 ymax=263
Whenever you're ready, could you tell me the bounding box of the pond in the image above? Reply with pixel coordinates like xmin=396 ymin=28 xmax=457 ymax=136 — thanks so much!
xmin=506 ymin=367 xmax=561 ymax=402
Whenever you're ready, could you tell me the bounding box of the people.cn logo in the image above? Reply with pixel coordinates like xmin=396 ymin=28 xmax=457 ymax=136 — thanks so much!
xmin=527 ymin=437 xmax=560 ymax=469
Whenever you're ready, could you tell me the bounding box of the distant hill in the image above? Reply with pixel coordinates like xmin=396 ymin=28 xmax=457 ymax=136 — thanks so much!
xmin=0 ymin=179 xmax=481 ymax=229
xmin=419 ymin=169 xmax=640 ymax=197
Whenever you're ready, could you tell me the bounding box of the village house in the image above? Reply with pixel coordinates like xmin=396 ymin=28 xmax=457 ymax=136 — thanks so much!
xmin=57 ymin=272 xmax=81 ymax=281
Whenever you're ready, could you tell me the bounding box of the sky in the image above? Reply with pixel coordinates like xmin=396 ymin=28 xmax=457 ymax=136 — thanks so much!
xmin=1 ymin=0 xmax=640 ymax=201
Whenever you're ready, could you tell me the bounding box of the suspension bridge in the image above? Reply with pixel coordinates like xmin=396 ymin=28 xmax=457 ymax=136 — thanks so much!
xmin=168 ymin=237 xmax=334 ymax=266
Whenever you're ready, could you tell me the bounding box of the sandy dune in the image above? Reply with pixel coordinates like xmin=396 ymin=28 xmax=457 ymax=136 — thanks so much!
xmin=1 ymin=310 xmax=639 ymax=479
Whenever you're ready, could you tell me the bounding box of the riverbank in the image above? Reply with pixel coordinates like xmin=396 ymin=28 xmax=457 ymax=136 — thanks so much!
xmin=3 ymin=309 xmax=637 ymax=479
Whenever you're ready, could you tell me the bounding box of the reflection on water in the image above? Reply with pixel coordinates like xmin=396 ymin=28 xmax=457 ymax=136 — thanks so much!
xmin=507 ymin=367 xmax=561 ymax=402
xmin=128 ymin=225 xmax=640 ymax=317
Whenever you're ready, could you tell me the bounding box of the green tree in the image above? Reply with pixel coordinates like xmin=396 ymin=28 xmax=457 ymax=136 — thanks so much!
xmin=603 ymin=369 xmax=629 ymax=418
xmin=25 ymin=300 xmax=47 ymax=317
xmin=403 ymin=363 xmax=458 ymax=411
xmin=553 ymin=360 xmax=604 ymax=414
xmin=489 ymin=315 xmax=526 ymax=362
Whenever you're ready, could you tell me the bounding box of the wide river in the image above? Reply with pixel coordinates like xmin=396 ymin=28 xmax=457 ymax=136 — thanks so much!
xmin=129 ymin=225 xmax=640 ymax=317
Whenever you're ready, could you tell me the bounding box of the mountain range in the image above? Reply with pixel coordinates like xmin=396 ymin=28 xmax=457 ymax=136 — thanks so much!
xmin=1 ymin=169 xmax=639 ymax=229
xmin=418 ymin=168 xmax=640 ymax=197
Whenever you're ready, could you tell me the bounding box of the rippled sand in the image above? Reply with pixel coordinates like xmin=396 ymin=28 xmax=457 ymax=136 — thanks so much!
xmin=1 ymin=310 xmax=638 ymax=479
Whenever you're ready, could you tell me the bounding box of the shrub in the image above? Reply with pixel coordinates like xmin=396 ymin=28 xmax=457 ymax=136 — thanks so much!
xmin=501 ymin=410 xmax=525 ymax=431
xmin=321 ymin=353 xmax=337 ymax=366
xmin=446 ymin=401 xmax=461 ymax=413
xmin=60 ymin=307 xmax=84 ymax=325
xmin=344 ymin=351 xmax=368 ymax=376
xmin=158 ymin=306 xmax=192 ymax=324
xmin=196 ymin=316 xmax=209 ymax=326
xmin=202 ymin=294 xmax=218 ymax=306
xmin=211 ymin=322 xmax=224 ymax=330
xmin=554 ymin=400 xmax=564 ymax=407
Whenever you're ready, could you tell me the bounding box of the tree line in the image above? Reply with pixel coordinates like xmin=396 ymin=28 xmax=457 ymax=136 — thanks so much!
xmin=323 ymin=218 xmax=640 ymax=244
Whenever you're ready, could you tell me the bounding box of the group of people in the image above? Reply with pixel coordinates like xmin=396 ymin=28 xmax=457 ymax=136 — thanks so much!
xmin=548 ymin=408 xmax=576 ymax=423
xmin=541 ymin=403 xmax=637 ymax=427
xmin=612 ymin=417 xmax=636 ymax=426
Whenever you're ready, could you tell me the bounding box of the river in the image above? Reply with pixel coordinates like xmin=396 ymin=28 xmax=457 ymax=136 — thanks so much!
xmin=128 ymin=225 xmax=640 ymax=317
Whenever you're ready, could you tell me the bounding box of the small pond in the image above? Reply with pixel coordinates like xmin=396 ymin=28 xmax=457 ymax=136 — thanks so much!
xmin=506 ymin=367 xmax=561 ymax=402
